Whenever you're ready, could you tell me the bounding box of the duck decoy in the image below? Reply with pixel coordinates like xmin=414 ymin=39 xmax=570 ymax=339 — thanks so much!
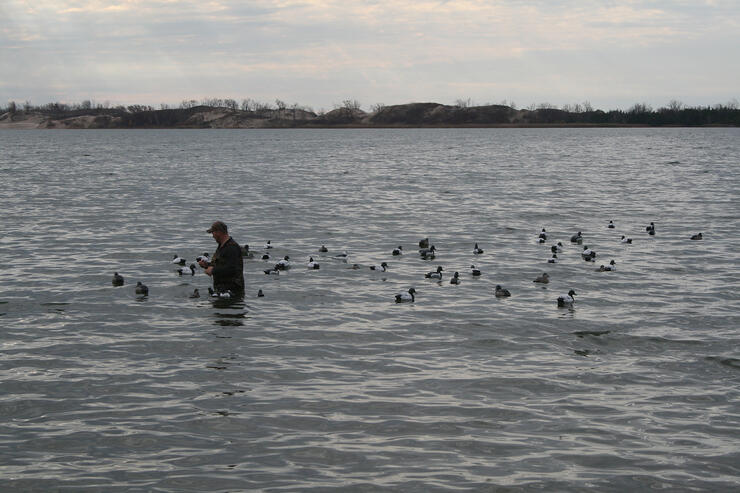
xmin=557 ymin=289 xmax=576 ymax=307
xmin=395 ymin=288 xmax=416 ymax=303
xmin=135 ymin=281 xmax=149 ymax=296
xmin=494 ymin=285 xmax=511 ymax=297
xmin=533 ymin=272 xmax=550 ymax=283
xmin=112 ymin=272 xmax=124 ymax=286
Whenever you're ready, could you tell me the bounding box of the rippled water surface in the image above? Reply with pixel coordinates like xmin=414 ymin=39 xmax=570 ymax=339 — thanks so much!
xmin=1 ymin=128 xmax=739 ymax=491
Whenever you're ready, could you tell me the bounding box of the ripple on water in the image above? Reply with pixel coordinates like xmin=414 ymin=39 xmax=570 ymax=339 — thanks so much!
xmin=1 ymin=128 xmax=739 ymax=491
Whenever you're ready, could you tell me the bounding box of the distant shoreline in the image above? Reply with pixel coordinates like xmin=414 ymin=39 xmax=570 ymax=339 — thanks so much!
xmin=2 ymin=101 xmax=739 ymax=129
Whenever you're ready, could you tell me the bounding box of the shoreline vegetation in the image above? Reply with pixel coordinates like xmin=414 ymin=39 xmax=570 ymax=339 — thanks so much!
xmin=1 ymin=99 xmax=739 ymax=129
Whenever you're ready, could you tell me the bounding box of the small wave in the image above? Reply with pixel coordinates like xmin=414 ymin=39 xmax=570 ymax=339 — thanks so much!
xmin=573 ymin=330 xmax=610 ymax=337
xmin=706 ymin=356 xmax=740 ymax=370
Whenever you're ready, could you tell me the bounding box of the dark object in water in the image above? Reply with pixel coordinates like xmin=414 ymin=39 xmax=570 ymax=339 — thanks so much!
xmin=690 ymin=232 xmax=703 ymax=240
xmin=395 ymin=288 xmax=416 ymax=303
xmin=135 ymin=281 xmax=148 ymax=296
xmin=557 ymin=289 xmax=576 ymax=307
xmin=112 ymin=272 xmax=124 ymax=286
xmin=494 ymin=285 xmax=511 ymax=297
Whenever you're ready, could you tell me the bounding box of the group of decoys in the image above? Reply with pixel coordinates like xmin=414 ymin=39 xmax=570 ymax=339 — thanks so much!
xmin=111 ymin=222 xmax=704 ymax=306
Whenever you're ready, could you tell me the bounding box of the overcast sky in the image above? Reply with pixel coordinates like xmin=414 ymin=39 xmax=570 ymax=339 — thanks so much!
xmin=2 ymin=0 xmax=738 ymax=111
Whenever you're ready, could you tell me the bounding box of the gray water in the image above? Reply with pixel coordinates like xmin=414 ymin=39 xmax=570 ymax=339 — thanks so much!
xmin=1 ymin=128 xmax=739 ymax=492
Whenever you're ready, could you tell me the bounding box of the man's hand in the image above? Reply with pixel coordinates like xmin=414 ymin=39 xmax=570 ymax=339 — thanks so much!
xmin=204 ymin=266 xmax=214 ymax=276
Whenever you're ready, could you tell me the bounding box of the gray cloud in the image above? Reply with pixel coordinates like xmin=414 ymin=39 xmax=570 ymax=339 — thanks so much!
xmin=1 ymin=0 xmax=738 ymax=110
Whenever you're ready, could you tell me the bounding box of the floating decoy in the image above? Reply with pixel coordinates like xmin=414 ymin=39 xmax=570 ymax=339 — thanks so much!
xmin=370 ymin=262 xmax=388 ymax=272
xmin=257 ymin=289 xmax=264 ymax=297
xmin=177 ymin=263 xmax=196 ymax=275
xmin=395 ymin=288 xmax=416 ymax=303
xmin=548 ymin=254 xmax=558 ymax=263
xmin=581 ymin=246 xmax=596 ymax=261
xmin=276 ymin=256 xmax=291 ymax=270
xmin=620 ymin=235 xmax=633 ymax=244
xmin=533 ymin=272 xmax=550 ymax=283
xmin=608 ymin=220 xmax=615 ymax=229
xmin=470 ymin=265 xmax=481 ymax=276
xmin=208 ymin=287 xmax=232 ymax=298
xmin=189 ymin=288 xmax=200 ymax=298
xmin=392 ymin=246 xmax=403 ymax=256
xmin=112 ymin=272 xmax=124 ymax=286
xmin=473 ymin=243 xmax=484 ymax=254
xmin=171 ymin=255 xmax=186 ymax=265
xmin=570 ymin=232 xmax=583 ymax=244
xmin=646 ymin=222 xmax=655 ymax=235
xmin=264 ymin=240 xmax=273 ymax=249
xmin=420 ymin=245 xmax=436 ymax=259
xmin=319 ymin=245 xmax=328 ymax=252
xmin=425 ymin=266 xmax=444 ymax=279
xmin=557 ymin=289 xmax=577 ymax=307
xmin=495 ymin=285 xmax=511 ymax=297
xmin=135 ymin=281 xmax=149 ymax=296
xmin=261 ymin=253 xmax=271 ymax=260
xmin=307 ymin=257 xmax=320 ymax=269
xmin=690 ymin=233 xmax=703 ymax=240
xmin=450 ymin=272 xmax=460 ymax=284
xmin=196 ymin=253 xmax=211 ymax=263
xmin=418 ymin=238 xmax=430 ymax=249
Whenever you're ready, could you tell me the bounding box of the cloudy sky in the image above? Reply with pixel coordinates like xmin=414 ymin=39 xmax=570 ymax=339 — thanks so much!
xmin=2 ymin=0 xmax=738 ymax=111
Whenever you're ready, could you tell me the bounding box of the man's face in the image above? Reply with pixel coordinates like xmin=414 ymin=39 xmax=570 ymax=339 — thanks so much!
xmin=212 ymin=230 xmax=227 ymax=243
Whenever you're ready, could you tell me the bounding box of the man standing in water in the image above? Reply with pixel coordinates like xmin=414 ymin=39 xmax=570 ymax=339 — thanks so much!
xmin=199 ymin=221 xmax=244 ymax=296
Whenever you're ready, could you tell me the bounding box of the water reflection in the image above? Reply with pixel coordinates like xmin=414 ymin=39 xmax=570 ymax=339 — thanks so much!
xmin=212 ymin=298 xmax=247 ymax=326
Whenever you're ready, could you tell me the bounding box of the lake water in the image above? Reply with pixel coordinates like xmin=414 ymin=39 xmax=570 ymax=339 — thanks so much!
xmin=1 ymin=128 xmax=739 ymax=491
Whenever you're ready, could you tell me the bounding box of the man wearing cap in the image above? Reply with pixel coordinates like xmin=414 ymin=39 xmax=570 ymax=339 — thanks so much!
xmin=199 ymin=221 xmax=244 ymax=295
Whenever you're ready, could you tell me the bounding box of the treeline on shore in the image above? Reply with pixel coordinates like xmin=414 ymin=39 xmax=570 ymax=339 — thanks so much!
xmin=2 ymin=98 xmax=739 ymax=128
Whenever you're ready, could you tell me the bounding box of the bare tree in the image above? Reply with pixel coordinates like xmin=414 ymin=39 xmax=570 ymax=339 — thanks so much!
xmin=455 ymin=98 xmax=471 ymax=108
xmin=342 ymin=99 xmax=361 ymax=111
xmin=370 ymin=102 xmax=386 ymax=113
xmin=628 ymin=102 xmax=652 ymax=114
xmin=275 ymin=99 xmax=286 ymax=118
xmin=668 ymin=99 xmax=683 ymax=111
xmin=224 ymin=98 xmax=238 ymax=111
xmin=240 ymin=99 xmax=254 ymax=111
xmin=253 ymin=101 xmax=273 ymax=117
